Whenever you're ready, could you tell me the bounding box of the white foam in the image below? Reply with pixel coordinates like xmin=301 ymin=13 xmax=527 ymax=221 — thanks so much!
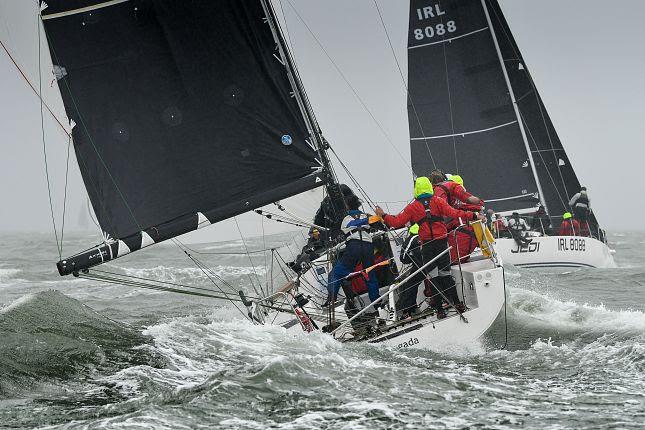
xmin=0 ymin=268 xmax=22 ymax=282
xmin=509 ymin=286 xmax=645 ymax=333
xmin=121 ymin=265 xmax=267 ymax=283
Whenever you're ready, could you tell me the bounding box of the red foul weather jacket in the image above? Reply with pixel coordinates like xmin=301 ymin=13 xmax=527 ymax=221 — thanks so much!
xmin=434 ymin=181 xmax=476 ymax=207
xmin=559 ymin=219 xmax=580 ymax=236
xmin=383 ymin=196 xmax=478 ymax=242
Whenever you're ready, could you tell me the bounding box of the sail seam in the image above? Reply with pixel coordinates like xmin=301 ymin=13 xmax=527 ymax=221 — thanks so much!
xmin=410 ymin=120 xmax=517 ymax=140
xmin=486 ymin=193 xmax=537 ymax=202
xmin=41 ymin=0 xmax=130 ymax=20
xmin=531 ymin=148 xmax=564 ymax=153
xmin=408 ymin=27 xmax=489 ymax=50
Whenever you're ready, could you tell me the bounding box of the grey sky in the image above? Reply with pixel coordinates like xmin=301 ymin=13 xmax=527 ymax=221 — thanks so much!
xmin=1 ymin=0 xmax=644 ymax=239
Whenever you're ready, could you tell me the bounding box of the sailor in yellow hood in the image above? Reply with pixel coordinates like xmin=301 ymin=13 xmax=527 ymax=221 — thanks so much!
xmin=414 ymin=176 xmax=434 ymax=199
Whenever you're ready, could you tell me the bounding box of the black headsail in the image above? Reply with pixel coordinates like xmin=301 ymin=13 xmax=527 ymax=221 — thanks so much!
xmin=42 ymin=0 xmax=328 ymax=275
xmin=407 ymin=0 xmax=597 ymax=227
xmin=483 ymin=0 xmax=588 ymax=221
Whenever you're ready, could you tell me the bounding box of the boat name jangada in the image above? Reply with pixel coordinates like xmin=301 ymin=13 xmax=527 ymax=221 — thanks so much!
xmin=398 ymin=338 xmax=420 ymax=349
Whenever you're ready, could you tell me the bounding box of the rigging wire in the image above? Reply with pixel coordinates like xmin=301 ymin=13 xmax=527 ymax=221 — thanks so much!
xmin=517 ymin=109 xmax=568 ymax=209
xmin=59 ymin=135 xmax=72 ymax=255
xmin=488 ymin=3 xmax=573 ymax=207
xmin=283 ymin=0 xmax=412 ymax=172
xmin=371 ymin=0 xmax=436 ymax=170
xmin=36 ymin=12 xmax=61 ymax=259
xmin=233 ymin=216 xmax=266 ymax=298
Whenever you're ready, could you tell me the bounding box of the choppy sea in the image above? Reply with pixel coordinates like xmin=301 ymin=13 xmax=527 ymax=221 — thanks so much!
xmin=0 ymin=231 xmax=643 ymax=429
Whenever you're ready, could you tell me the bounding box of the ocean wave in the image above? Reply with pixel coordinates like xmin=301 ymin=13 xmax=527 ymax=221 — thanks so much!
xmin=0 ymin=291 xmax=151 ymax=395
xmin=508 ymin=286 xmax=645 ymax=334
xmin=0 ymin=268 xmax=25 ymax=284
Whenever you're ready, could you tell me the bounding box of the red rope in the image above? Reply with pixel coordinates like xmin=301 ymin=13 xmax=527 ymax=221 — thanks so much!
xmin=0 ymin=38 xmax=71 ymax=137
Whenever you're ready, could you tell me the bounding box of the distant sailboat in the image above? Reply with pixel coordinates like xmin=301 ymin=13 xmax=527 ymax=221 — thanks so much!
xmin=406 ymin=0 xmax=616 ymax=270
xmin=4 ymin=0 xmax=507 ymax=349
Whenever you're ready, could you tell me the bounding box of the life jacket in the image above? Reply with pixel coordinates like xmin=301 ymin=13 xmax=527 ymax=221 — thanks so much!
xmin=575 ymin=193 xmax=589 ymax=208
xmin=341 ymin=211 xmax=372 ymax=243
xmin=414 ymin=197 xmax=445 ymax=240
xmin=508 ymin=217 xmax=528 ymax=231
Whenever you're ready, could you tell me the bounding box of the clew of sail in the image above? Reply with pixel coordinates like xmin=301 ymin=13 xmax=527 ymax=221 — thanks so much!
xmin=41 ymin=0 xmax=328 ymax=275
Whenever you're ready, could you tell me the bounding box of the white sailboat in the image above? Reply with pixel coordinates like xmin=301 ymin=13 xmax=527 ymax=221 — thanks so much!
xmin=5 ymin=0 xmax=507 ymax=350
xmin=405 ymin=0 xmax=616 ymax=271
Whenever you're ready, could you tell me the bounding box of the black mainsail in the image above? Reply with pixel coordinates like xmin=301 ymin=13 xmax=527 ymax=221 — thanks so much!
xmin=42 ymin=0 xmax=329 ymax=275
xmin=407 ymin=0 xmax=591 ymax=223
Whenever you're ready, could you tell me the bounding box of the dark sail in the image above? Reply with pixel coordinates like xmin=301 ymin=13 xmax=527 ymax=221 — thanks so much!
xmin=407 ymin=0 xmax=540 ymax=212
xmin=42 ymin=0 xmax=323 ymax=243
xmin=484 ymin=0 xmax=587 ymax=221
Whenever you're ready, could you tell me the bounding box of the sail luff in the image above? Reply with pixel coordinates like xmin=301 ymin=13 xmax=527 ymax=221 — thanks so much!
xmin=480 ymin=0 xmax=548 ymax=213
xmin=261 ymin=0 xmax=336 ymax=183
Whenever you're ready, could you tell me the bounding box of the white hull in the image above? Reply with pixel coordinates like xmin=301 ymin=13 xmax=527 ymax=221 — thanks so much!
xmin=267 ymin=247 xmax=505 ymax=351
xmin=494 ymin=236 xmax=616 ymax=270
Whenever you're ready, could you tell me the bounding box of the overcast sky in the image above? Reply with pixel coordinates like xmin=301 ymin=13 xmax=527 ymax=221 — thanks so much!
xmin=1 ymin=0 xmax=644 ymax=241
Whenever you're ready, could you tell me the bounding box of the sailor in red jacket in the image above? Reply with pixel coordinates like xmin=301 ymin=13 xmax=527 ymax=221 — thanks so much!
xmin=558 ymin=212 xmax=580 ymax=236
xmin=430 ymin=170 xmax=484 ymax=209
xmin=374 ymin=177 xmax=483 ymax=319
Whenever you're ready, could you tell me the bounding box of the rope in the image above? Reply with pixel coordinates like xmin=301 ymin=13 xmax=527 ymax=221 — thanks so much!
xmin=0 ymin=39 xmax=71 ymax=138
xmin=36 ymin=13 xmax=61 ymax=259
xmin=372 ymin=0 xmax=436 ymax=170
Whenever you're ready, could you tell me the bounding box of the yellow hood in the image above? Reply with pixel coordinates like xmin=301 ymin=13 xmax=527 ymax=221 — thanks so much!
xmin=414 ymin=176 xmax=433 ymax=198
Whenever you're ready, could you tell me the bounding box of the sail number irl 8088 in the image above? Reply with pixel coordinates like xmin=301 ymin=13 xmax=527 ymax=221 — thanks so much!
xmin=413 ymin=21 xmax=457 ymax=40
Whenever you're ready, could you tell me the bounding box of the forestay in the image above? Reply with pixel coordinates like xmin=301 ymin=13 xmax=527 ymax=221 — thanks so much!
xmin=40 ymin=0 xmax=327 ymax=274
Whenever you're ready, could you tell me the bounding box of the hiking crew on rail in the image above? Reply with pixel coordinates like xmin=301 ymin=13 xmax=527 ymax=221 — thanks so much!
xmin=375 ymin=177 xmax=484 ymax=319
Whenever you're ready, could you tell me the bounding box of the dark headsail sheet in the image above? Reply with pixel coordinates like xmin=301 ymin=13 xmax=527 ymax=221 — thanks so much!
xmin=407 ymin=0 xmax=539 ymax=212
xmin=42 ymin=0 xmax=322 ymax=240
xmin=484 ymin=0 xmax=586 ymax=220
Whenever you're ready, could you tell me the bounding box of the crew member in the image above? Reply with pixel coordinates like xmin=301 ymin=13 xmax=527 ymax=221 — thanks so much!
xmin=325 ymin=195 xmax=380 ymax=309
xmin=375 ymin=177 xmax=483 ymax=319
xmin=397 ymin=224 xmax=435 ymax=319
xmin=558 ymin=212 xmax=580 ymax=236
xmin=531 ymin=205 xmax=552 ymax=235
xmin=289 ymin=227 xmax=327 ymax=273
xmin=313 ymin=183 xmax=358 ymax=240
xmin=430 ymin=170 xmax=484 ymax=209
xmin=569 ymin=187 xmax=591 ymax=223
xmin=507 ymin=212 xmax=531 ymax=246
xmin=492 ymin=213 xmax=509 ymax=238
xmin=439 ymin=174 xmax=483 ymax=264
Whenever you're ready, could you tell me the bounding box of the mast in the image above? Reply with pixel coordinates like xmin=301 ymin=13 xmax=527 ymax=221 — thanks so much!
xmin=481 ymin=0 xmax=548 ymax=213
xmin=260 ymin=0 xmax=336 ymax=184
